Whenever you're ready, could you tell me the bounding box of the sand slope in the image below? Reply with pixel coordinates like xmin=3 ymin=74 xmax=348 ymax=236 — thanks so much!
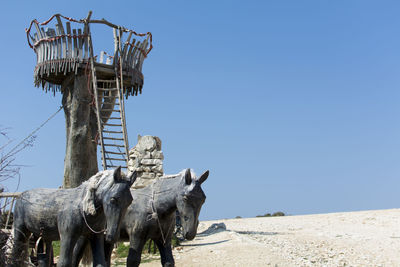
xmin=141 ymin=209 xmax=400 ymax=266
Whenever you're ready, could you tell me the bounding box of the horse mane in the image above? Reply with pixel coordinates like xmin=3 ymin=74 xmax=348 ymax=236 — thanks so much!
xmin=160 ymin=169 xmax=196 ymax=180
xmin=82 ymin=170 xmax=115 ymax=215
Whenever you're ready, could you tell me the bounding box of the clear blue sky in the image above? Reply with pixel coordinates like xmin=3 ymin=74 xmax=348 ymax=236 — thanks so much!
xmin=1 ymin=1 xmax=399 ymax=220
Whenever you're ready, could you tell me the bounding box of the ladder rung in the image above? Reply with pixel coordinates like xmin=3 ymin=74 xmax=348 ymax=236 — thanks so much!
xmin=102 ymin=117 xmax=121 ymax=120
xmin=104 ymin=144 xmax=125 ymax=147
xmin=106 ymin=165 xmax=127 ymax=168
xmin=97 ymin=88 xmax=118 ymax=91
xmin=101 ymin=95 xmax=118 ymax=98
xmin=103 ymin=130 xmax=123 ymax=134
xmin=105 ymin=157 xmax=126 ymax=161
xmin=103 ymin=123 xmax=122 ymax=126
xmin=103 ymin=137 xmax=124 ymax=141
xmin=101 ymin=109 xmax=120 ymax=112
xmin=97 ymin=79 xmax=116 ymax=83
xmin=104 ymin=151 xmax=126 ymax=155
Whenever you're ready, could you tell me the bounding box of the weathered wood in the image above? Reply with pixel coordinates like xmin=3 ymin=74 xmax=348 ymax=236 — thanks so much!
xmin=34 ymin=23 xmax=43 ymax=64
xmin=122 ymin=32 xmax=133 ymax=68
xmin=56 ymin=15 xmax=66 ymax=58
xmin=103 ymin=123 xmax=122 ymax=126
xmin=78 ymin=28 xmax=83 ymax=60
xmin=103 ymin=130 xmax=123 ymax=134
xmin=0 ymin=192 xmax=21 ymax=198
xmin=113 ymin=28 xmax=118 ymax=60
xmin=5 ymin=196 xmax=16 ymax=228
xmin=103 ymin=144 xmax=125 ymax=147
xmin=99 ymin=51 xmax=105 ymax=63
xmin=103 ymin=157 xmax=125 ymax=161
xmin=104 ymin=150 xmax=125 ymax=155
xmin=66 ymin=22 xmax=72 ymax=58
xmin=103 ymin=137 xmax=124 ymax=141
xmin=72 ymin=29 xmax=78 ymax=59
xmin=126 ymin=39 xmax=136 ymax=69
xmin=83 ymin=22 xmax=89 ymax=59
xmin=131 ymin=41 xmax=141 ymax=68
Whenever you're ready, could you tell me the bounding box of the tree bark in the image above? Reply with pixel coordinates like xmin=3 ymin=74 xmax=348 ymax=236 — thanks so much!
xmin=61 ymin=73 xmax=98 ymax=188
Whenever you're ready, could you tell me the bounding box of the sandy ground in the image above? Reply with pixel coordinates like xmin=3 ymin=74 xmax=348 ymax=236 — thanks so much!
xmin=140 ymin=209 xmax=400 ymax=267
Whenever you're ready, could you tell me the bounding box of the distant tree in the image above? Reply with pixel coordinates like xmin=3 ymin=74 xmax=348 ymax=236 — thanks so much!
xmin=0 ymin=127 xmax=35 ymax=190
xmin=0 ymin=127 xmax=35 ymax=266
xmin=235 ymin=216 xmax=242 ymax=219
xmin=272 ymin=211 xmax=285 ymax=217
xmin=256 ymin=211 xmax=285 ymax=217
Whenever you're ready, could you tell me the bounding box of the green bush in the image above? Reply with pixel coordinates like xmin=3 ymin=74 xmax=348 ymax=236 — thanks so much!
xmin=115 ymin=242 xmax=130 ymax=258
xmin=52 ymin=241 xmax=60 ymax=257
xmin=256 ymin=211 xmax=285 ymax=217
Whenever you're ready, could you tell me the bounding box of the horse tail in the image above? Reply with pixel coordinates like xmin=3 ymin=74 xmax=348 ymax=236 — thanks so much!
xmin=80 ymin=242 xmax=92 ymax=266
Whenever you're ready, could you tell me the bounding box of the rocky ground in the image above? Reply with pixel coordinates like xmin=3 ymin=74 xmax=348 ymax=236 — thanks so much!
xmin=139 ymin=209 xmax=400 ymax=267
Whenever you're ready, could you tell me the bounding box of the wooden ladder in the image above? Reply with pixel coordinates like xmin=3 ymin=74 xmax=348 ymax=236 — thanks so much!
xmin=88 ymin=27 xmax=130 ymax=170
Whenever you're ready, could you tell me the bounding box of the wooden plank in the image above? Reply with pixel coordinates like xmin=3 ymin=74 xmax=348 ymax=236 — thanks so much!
xmin=104 ymin=157 xmax=126 ymax=161
xmin=41 ymin=27 xmax=48 ymax=64
xmin=83 ymin=23 xmax=89 ymax=59
xmin=78 ymin=29 xmax=83 ymax=60
xmin=121 ymin=32 xmax=132 ymax=68
xmin=34 ymin=33 xmax=40 ymax=63
xmin=56 ymin=15 xmax=66 ymax=58
xmin=103 ymin=130 xmax=123 ymax=133
xmin=66 ymin=22 xmax=72 ymax=58
xmin=138 ymin=38 xmax=148 ymax=71
xmin=113 ymin=28 xmax=118 ymax=58
xmin=103 ymin=137 xmax=124 ymax=141
xmin=33 ymin=23 xmax=43 ymax=64
xmin=103 ymin=144 xmax=125 ymax=147
xmin=5 ymin=197 xmax=15 ymax=228
xmin=103 ymin=123 xmax=122 ymax=126
xmin=126 ymin=39 xmax=136 ymax=69
xmin=104 ymin=151 xmax=125 ymax=155
xmin=55 ymin=24 xmax=61 ymax=60
xmin=131 ymin=41 xmax=141 ymax=68
xmin=72 ymin=29 xmax=78 ymax=59
xmin=100 ymin=51 xmax=104 ymax=63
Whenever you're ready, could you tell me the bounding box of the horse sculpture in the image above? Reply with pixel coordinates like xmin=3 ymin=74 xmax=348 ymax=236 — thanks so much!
xmin=117 ymin=168 xmax=209 ymax=267
xmin=8 ymin=167 xmax=136 ymax=267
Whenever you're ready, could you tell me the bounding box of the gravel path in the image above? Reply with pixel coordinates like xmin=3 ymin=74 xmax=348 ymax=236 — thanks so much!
xmin=141 ymin=209 xmax=400 ymax=267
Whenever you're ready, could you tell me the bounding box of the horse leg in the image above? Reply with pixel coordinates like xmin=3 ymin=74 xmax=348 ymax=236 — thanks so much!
xmin=8 ymin=226 xmax=30 ymax=267
xmin=45 ymin=241 xmax=54 ymax=267
xmin=154 ymin=239 xmax=175 ymax=267
xmin=104 ymin=240 xmax=114 ymax=267
xmin=126 ymin=235 xmax=146 ymax=267
xmin=90 ymin=233 xmax=106 ymax=267
xmin=57 ymin=235 xmax=78 ymax=267
xmin=71 ymin=236 xmax=89 ymax=267
xmin=36 ymin=238 xmax=50 ymax=267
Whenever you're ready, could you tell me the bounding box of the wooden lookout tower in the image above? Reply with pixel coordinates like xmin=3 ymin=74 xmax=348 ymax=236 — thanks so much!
xmin=25 ymin=11 xmax=152 ymax=187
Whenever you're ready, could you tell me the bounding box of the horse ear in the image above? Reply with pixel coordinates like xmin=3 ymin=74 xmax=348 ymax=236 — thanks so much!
xmin=113 ymin=166 xmax=122 ymax=182
xmin=127 ymin=170 xmax=137 ymax=186
xmin=184 ymin=168 xmax=192 ymax=185
xmin=198 ymin=170 xmax=209 ymax=184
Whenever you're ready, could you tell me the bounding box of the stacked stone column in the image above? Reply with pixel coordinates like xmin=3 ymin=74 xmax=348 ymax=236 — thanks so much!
xmin=128 ymin=135 xmax=164 ymax=189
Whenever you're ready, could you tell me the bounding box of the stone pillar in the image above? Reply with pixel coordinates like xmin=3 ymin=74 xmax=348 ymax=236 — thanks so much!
xmin=128 ymin=135 xmax=164 ymax=189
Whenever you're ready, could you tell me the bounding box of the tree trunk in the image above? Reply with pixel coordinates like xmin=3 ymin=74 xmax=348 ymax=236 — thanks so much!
xmin=61 ymin=73 xmax=98 ymax=188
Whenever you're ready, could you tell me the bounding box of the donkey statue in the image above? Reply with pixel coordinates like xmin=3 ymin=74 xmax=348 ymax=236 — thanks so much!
xmin=8 ymin=167 xmax=136 ymax=267
xmin=116 ymin=168 xmax=209 ymax=267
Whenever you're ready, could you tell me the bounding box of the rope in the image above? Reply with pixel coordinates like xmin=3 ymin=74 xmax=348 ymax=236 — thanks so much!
xmin=4 ymin=106 xmax=63 ymax=159
xmin=147 ymin=178 xmax=174 ymax=245
xmin=80 ymin=206 xmax=106 ymax=234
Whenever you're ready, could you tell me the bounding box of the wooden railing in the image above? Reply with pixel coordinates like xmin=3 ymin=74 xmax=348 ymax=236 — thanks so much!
xmin=26 ymin=13 xmax=151 ymax=95
xmin=0 ymin=192 xmax=21 ymax=231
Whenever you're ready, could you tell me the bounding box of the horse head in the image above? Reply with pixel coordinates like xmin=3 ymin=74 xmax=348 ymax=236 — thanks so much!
xmin=176 ymin=168 xmax=209 ymax=240
xmin=83 ymin=167 xmax=136 ymax=243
